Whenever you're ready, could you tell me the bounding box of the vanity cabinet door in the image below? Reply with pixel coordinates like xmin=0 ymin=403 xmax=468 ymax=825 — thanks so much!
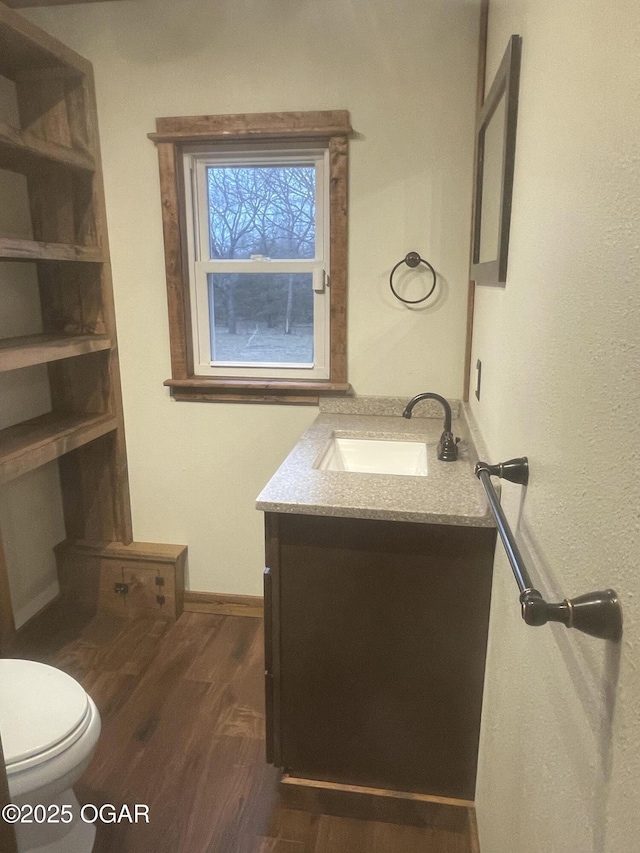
xmin=268 ymin=512 xmax=496 ymax=801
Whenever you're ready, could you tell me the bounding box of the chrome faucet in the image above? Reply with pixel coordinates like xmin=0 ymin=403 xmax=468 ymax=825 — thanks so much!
xmin=402 ymin=392 xmax=459 ymax=461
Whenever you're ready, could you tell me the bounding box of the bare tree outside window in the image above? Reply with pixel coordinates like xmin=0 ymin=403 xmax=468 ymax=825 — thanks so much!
xmin=207 ymin=166 xmax=316 ymax=364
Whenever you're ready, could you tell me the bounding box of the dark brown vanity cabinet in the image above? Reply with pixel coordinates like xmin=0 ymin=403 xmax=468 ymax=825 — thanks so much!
xmin=264 ymin=512 xmax=496 ymax=801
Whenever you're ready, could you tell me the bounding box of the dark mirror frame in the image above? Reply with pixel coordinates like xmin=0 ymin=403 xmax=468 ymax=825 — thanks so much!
xmin=471 ymin=34 xmax=522 ymax=286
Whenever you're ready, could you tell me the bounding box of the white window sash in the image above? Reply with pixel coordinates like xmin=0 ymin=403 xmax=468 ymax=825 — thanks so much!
xmin=192 ymin=266 xmax=328 ymax=378
xmin=195 ymin=260 xmax=320 ymax=275
xmin=184 ymin=146 xmax=330 ymax=380
xmin=193 ymin=150 xmax=326 ymax=264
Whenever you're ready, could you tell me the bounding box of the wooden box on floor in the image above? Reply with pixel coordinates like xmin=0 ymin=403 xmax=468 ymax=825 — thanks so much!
xmin=55 ymin=540 xmax=187 ymax=620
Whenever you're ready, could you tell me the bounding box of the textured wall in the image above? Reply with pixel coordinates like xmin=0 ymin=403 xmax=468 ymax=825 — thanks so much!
xmin=471 ymin=1 xmax=640 ymax=850
xmin=25 ymin=0 xmax=480 ymax=595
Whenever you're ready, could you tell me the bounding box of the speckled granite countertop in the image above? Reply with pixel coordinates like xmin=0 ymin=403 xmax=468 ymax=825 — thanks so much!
xmin=256 ymin=398 xmax=495 ymax=528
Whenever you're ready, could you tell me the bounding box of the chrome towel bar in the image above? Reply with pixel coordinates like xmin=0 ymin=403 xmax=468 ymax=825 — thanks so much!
xmin=475 ymin=458 xmax=622 ymax=641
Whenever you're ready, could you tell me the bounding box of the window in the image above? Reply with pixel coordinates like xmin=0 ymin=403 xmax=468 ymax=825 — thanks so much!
xmin=149 ymin=111 xmax=352 ymax=403
xmin=186 ymin=147 xmax=329 ymax=379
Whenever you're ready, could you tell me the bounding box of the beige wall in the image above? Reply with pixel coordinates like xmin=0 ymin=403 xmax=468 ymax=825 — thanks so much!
xmin=25 ymin=0 xmax=480 ymax=596
xmin=470 ymin=1 xmax=640 ymax=850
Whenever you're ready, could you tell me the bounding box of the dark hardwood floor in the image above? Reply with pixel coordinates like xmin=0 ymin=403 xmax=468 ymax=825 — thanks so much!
xmin=13 ymin=607 xmax=476 ymax=852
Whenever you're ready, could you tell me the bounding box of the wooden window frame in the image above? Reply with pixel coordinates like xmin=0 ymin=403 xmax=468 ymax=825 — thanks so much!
xmin=149 ymin=111 xmax=352 ymax=404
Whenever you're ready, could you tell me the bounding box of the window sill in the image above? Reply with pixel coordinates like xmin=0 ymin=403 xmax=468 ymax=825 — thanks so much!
xmin=164 ymin=377 xmax=351 ymax=405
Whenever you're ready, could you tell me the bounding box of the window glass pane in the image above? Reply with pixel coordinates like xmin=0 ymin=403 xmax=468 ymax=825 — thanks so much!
xmin=207 ymin=165 xmax=316 ymax=260
xmin=208 ymin=273 xmax=314 ymax=364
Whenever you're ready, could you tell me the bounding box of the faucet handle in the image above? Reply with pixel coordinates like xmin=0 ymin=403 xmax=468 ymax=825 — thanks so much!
xmin=438 ymin=430 xmax=459 ymax=462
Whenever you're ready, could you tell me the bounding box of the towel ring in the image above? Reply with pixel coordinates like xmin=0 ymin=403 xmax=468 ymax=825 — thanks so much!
xmin=389 ymin=252 xmax=437 ymax=304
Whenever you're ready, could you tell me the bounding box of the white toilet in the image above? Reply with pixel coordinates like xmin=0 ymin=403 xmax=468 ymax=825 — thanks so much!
xmin=0 ymin=659 xmax=101 ymax=853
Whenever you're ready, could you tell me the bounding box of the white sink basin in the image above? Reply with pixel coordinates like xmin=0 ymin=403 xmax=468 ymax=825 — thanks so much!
xmin=316 ymin=437 xmax=428 ymax=476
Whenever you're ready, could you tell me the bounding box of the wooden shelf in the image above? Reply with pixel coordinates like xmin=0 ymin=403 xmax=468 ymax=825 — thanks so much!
xmin=0 ymin=121 xmax=95 ymax=174
xmin=0 ymin=4 xmax=135 ymax=659
xmin=0 ymin=237 xmax=105 ymax=263
xmin=0 ymin=334 xmax=111 ymax=372
xmin=0 ymin=4 xmax=91 ymax=79
xmin=0 ymin=411 xmax=118 ymax=485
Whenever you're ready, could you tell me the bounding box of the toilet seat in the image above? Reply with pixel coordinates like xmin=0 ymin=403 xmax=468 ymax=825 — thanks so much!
xmin=0 ymin=660 xmax=92 ymax=772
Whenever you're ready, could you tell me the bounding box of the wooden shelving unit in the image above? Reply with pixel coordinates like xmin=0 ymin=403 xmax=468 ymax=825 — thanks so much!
xmin=0 ymin=1 xmax=133 ymax=652
xmin=0 ymin=236 xmax=105 ymax=262
xmin=0 ymin=411 xmax=118 ymax=485
xmin=0 ymin=120 xmax=95 ymax=172
xmin=0 ymin=333 xmax=111 ymax=371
